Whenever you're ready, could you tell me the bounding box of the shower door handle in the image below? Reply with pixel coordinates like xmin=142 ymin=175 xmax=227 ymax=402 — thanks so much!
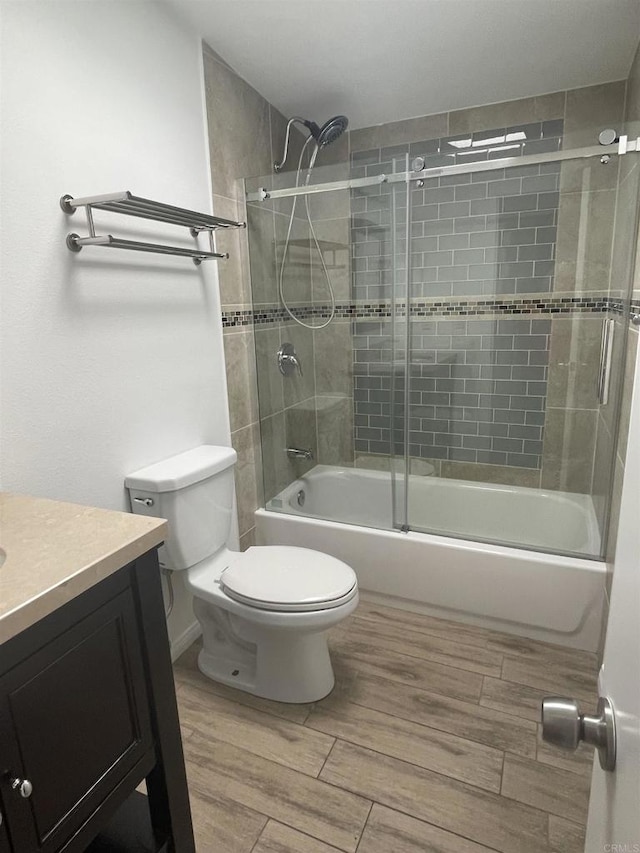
xmin=541 ymin=695 xmax=616 ymax=771
xmin=597 ymin=319 xmax=615 ymax=405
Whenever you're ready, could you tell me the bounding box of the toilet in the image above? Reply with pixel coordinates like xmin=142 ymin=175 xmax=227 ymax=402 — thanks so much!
xmin=125 ymin=445 xmax=358 ymax=703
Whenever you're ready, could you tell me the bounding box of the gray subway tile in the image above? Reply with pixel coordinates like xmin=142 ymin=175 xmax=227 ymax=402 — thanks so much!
xmin=486 ymin=213 xmax=520 ymax=230
xmin=462 ymin=435 xmax=493 ymax=450
xmin=488 ymin=178 xmax=523 ymax=197
xmin=438 ymin=233 xmax=470 ymax=250
xmin=453 ymin=248 xmax=486 ymax=265
xmin=523 ymin=138 xmax=561 ymax=155
xmin=470 ymin=230 xmax=501 ymax=247
xmin=503 ymin=194 xmax=539 ymax=212
xmin=476 ymin=450 xmax=508 ymax=464
xmin=542 ymin=119 xmax=564 ymax=137
xmin=454 ymin=183 xmax=489 ymax=201
xmin=493 ymin=437 xmax=525 ymax=453
xmin=499 ymin=261 xmax=534 ymax=278
xmin=501 ymin=228 xmax=537 ymax=246
xmin=537 ymin=192 xmax=560 ymax=210
xmin=470 ymin=198 xmax=504 ymax=215
xmin=439 ymin=201 xmax=472 ymax=218
xmin=509 ymin=424 xmax=543 ymax=441
xmin=522 ymin=174 xmax=560 ymax=193
xmin=454 ymin=216 xmax=487 ymax=233
xmin=507 ymin=453 xmax=540 ymax=468
xmin=495 ymin=380 xmax=528 ymax=395
xmin=518 ymin=243 xmax=553 ymax=261
xmin=519 ymin=210 xmax=556 ymax=228
xmin=494 ymin=409 xmax=526 ymax=424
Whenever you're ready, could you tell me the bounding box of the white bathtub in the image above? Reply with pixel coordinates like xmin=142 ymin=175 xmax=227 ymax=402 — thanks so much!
xmin=255 ymin=465 xmax=606 ymax=651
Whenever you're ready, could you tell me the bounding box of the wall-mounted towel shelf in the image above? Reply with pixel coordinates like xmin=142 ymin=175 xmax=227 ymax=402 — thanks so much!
xmin=60 ymin=191 xmax=246 ymax=265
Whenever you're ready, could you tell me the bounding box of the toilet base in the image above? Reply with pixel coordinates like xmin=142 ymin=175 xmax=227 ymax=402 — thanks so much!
xmin=193 ymin=597 xmax=338 ymax=703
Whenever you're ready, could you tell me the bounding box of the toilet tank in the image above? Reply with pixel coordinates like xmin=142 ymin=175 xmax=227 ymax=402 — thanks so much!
xmin=125 ymin=445 xmax=237 ymax=571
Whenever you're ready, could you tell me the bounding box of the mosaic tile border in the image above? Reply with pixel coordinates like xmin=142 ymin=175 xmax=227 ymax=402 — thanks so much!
xmin=221 ymin=295 xmax=632 ymax=329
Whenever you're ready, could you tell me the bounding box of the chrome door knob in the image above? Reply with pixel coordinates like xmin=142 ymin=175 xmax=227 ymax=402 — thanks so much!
xmin=541 ymin=696 xmax=616 ymax=771
xmin=11 ymin=777 xmax=33 ymax=798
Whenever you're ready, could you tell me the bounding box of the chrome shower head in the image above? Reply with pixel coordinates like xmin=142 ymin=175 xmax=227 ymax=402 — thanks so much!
xmin=274 ymin=114 xmax=349 ymax=171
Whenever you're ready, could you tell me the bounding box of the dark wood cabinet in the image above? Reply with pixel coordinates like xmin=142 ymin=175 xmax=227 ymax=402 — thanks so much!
xmin=0 ymin=551 xmax=195 ymax=853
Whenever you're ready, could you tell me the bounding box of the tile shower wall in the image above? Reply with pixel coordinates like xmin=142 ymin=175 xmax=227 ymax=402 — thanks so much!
xmin=354 ymin=315 xmax=550 ymax=468
xmin=351 ymin=122 xmax=562 ymax=302
xmin=209 ymin=57 xmax=633 ymax=522
xmin=351 ymin=122 xmax=562 ymax=468
xmin=348 ymin=81 xmax=628 ymax=490
xmin=203 ymin=44 xmax=311 ymax=548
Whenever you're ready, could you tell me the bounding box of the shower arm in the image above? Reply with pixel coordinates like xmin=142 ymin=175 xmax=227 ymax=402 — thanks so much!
xmin=274 ymin=117 xmax=314 ymax=172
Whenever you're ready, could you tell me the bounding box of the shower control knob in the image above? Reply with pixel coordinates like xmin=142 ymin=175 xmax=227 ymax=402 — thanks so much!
xmin=277 ymin=342 xmax=303 ymax=377
xmin=11 ymin=777 xmax=33 ymax=798
xmin=541 ymin=696 xmax=616 ymax=771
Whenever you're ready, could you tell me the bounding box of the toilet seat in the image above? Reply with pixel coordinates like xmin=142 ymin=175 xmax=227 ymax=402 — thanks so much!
xmin=220 ymin=546 xmax=357 ymax=612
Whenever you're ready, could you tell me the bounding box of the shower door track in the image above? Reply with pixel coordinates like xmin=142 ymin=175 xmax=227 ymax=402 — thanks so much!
xmin=246 ymin=139 xmax=640 ymax=202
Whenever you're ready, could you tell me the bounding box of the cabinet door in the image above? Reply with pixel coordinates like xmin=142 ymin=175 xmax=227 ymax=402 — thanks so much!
xmin=0 ymin=587 xmax=153 ymax=853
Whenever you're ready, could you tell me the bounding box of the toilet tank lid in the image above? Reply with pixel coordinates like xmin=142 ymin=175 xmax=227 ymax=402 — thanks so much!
xmin=125 ymin=446 xmax=237 ymax=493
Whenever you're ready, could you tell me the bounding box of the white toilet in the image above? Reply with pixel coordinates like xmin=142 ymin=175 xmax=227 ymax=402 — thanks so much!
xmin=125 ymin=445 xmax=358 ymax=703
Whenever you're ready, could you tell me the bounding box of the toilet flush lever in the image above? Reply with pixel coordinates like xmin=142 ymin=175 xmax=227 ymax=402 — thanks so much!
xmin=133 ymin=497 xmax=154 ymax=507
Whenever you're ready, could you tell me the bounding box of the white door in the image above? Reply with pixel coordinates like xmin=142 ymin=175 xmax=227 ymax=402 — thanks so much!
xmin=584 ymin=343 xmax=640 ymax=851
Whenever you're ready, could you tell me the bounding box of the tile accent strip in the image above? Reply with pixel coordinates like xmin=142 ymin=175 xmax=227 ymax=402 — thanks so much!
xmin=222 ymin=295 xmax=622 ymax=329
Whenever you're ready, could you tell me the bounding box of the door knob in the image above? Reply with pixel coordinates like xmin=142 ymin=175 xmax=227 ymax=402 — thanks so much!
xmin=541 ymin=696 xmax=616 ymax=771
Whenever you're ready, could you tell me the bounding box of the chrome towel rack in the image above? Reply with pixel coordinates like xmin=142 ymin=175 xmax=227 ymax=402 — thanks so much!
xmin=60 ymin=191 xmax=246 ymax=265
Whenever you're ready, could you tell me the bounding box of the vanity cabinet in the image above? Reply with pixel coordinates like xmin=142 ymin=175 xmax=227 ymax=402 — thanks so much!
xmin=0 ymin=550 xmax=195 ymax=853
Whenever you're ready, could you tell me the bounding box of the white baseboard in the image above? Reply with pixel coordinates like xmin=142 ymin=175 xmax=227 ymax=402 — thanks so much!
xmin=170 ymin=620 xmax=201 ymax=662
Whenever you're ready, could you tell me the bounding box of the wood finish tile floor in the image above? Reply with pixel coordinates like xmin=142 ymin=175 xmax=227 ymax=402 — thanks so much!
xmin=173 ymin=599 xmax=598 ymax=853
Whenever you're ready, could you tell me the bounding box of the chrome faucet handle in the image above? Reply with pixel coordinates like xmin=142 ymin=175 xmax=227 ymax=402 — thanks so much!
xmin=277 ymin=342 xmax=303 ymax=377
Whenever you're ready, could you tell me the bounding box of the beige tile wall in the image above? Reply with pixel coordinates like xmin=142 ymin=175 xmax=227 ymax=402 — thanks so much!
xmin=203 ymin=45 xmax=306 ymax=548
xmin=204 ymin=44 xmax=354 ymax=545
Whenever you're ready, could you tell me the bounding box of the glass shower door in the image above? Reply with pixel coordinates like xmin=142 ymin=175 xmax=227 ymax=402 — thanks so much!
xmin=400 ymin=134 xmax=640 ymax=559
xmin=388 ymin=155 xmax=411 ymax=532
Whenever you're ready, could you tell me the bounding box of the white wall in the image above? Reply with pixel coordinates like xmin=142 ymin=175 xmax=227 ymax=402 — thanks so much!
xmin=0 ymin=0 xmax=231 ymax=652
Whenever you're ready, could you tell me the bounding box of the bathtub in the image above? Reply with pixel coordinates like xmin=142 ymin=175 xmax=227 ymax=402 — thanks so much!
xmin=255 ymin=465 xmax=606 ymax=651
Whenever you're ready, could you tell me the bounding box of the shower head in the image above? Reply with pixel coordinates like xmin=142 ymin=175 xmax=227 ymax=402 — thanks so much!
xmin=274 ymin=114 xmax=349 ymax=171
xmin=303 ymin=115 xmax=349 ymax=148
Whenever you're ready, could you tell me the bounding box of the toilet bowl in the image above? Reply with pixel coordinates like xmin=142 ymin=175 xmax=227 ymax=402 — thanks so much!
xmin=126 ymin=446 xmax=358 ymax=703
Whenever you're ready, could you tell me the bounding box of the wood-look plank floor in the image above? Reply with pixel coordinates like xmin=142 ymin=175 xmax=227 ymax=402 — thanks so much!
xmin=173 ymin=598 xmax=598 ymax=853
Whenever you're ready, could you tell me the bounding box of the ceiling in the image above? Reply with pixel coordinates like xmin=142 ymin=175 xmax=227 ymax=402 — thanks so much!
xmin=167 ymin=0 xmax=640 ymax=129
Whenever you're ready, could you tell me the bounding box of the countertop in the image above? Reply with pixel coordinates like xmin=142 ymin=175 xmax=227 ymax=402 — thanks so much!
xmin=0 ymin=492 xmax=167 ymax=644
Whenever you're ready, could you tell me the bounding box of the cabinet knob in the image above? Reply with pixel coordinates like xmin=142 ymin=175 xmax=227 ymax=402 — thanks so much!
xmin=11 ymin=777 xmax=33 ymax=798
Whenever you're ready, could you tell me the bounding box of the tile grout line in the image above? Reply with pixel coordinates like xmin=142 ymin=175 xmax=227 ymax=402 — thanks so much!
xmin=328 ymin=689 xmax=537 ymax=750
xmin=314 ymin=735 xmax=338 ymax=780
xmin=317 ymin=755 xmax=553 ymax=853
xmin=353 ymin=800 xmax=374 ymax=853
xmin=314 ymin=729 xmax=504 ymax=796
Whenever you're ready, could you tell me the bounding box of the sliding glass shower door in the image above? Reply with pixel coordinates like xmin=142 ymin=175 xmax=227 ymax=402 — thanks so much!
xmin=245 ymin=127 xmax=638 ymax=560
xmin=395 ymin=135 xmax=640 ymax=559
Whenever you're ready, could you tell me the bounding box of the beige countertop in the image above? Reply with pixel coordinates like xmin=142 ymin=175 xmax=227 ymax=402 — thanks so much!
xmin=0 ymin=492 xmax=167 ymax=645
